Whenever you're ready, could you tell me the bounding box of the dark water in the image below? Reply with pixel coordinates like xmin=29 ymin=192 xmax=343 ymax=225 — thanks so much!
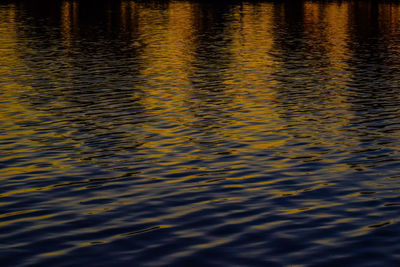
xmin=1 ymin=0 xmax=400 ymax=265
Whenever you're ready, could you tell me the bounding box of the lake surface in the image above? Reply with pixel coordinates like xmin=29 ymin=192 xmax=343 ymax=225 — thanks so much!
xmin=1 ymin=0 xmax=400 ymax=265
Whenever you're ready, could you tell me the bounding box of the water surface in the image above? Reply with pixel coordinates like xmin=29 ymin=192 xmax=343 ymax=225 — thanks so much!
xmin=1 ymin=0 xmax=400 ymax=265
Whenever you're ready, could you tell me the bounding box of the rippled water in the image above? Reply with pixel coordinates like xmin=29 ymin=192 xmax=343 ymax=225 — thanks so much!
xmin=1 ymin=0 xmax=400 ymax=265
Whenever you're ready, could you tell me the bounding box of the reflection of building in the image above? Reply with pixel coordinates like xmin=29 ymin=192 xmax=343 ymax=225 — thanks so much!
xmin=325 ymin=2 xmax=350 ymax=73
xmin=61 ymin=0 xmax=78 ymax=49
xmin=303 ymin=1 xmax=352 ymax=142
xmin=380 ymin=2 xmax=400 ymax=32
xmin=5 ymin=0 xmax=400 ymax=162
xmin=0 ymin=4 xmax=17 ymax=82
xmin=0 ymin=3 xmax=32 ymax=116
xmin=378 ymin=3 xmax=400 ymax=72
xmin=131 ymin=1 xmax=196 ymax=117
xmin=3 ymin=0 xmax=400 ymax=179
xmin=230 ymin=3 xmax=277 ymax=89
xmin=303 ymin=1 xmax=352 ymax=92
xmin=226 ymin=2 xmax=283 ymax=147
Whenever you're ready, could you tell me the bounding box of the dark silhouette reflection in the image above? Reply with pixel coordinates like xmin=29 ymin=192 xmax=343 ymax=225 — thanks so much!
xmin=271 ymin=1 xmax=308 ymax=115
xmin=271 ymin=1 xmax=333 ymax=119
xmin=270 ymin=1 xmax=332 ymax=139
xmin=184 ymin=2 xmax=238 ymax=143
xmin=343 ymin=1 xmax=400 ymax=171
xmin=11 ymin=0 xmax=150 ymax=167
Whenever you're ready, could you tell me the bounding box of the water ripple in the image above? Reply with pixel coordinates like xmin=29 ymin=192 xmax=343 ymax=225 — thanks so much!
xmin=1 ymin=0 xmax=400 ymax=266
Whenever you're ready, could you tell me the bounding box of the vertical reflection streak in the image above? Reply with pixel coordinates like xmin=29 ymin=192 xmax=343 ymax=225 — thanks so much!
xmin=323 ymin=2 xmax=353 ymax=142
xmin=227 ymin=3 xmax=284 ymax=148
xmin=0 ymin=3 xmax=33 ymax=123
xmin=61 ymin=1 xmax=71 ymax=51
xmin=134 ymin=2 xmax=197 ymax=156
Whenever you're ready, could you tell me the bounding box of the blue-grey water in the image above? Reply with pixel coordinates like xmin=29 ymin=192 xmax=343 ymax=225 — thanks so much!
xmin=1 ymin=0 xmax=400 ymax=265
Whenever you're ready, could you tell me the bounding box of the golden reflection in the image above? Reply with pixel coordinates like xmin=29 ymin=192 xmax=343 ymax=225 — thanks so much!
xmin=382 ymin=3 xmax=400 ymax=30
xmin=0 ymin=5 xmax=39 ymax=157
xmin=315 ymin=1 xmax=352 ymax=133
xmin=265 ymin=1 xmax=352 ymax=156
xmin=218 ymin=3 xmax=284 ymax=152
xmin=304 ymin=1 xmax=321 ymax=24
xmin=121 ymin=1 xmax=127 ymax=31
xmin=2 ymin=2 xmax=400 ymax=262
xmin=41 ymin=249 xmax=70 ymax=258
xmin=5 ymin=0 xmax=359 ymax=172
xmin=0 ymin=4 xmax=18 ymax=88
xmin=2 ymin=0 xmax=400 ymax=186
xmin=229 ymin=3 xmax=279 ymax=97
xmin=195 ymin=237 xmax=232 ymax=249
xmin=303 ymin=1 xmax=352 ymax=78
xmin=324 ymin=2 xmax=351 ymax=72
xmin=0 ymin=209 xmax=38 ymax=219
xmin=0 ymin=213 xmax=56 ymax=227
xmin=282 ymin=202 xmax=338 ymax=215
xmin=61 ymin=1 xmax=72 ymax=48
xmin=138 ymin=1 xmax=196 ymax=89
xmin=61 ymin=0 xmax=78 ymax=51
xmin=379 ymin=3 xmax=400 ymax=72
xmin=131 ymin=1 xmax=198 ymax=156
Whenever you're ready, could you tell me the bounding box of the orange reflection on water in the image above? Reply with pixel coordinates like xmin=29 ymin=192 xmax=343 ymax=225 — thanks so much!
xmin=2 ymin=0 xmax=400 ymax=184
xmin=0 ymin=4 xmax=35 ymax=127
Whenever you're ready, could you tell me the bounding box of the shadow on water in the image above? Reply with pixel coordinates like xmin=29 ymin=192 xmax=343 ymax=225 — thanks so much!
xmin=185 ymin=2 xmax=236 ymax=132
xmin=342 ymin=1 xmax=400 ymax=172
xmin=267 ymin=1 xmax=345 ymax=174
